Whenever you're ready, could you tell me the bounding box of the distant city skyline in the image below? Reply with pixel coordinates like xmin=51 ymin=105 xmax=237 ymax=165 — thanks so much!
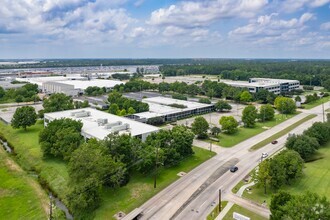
xmin=1 ymin=0 xmax=330 ymax=59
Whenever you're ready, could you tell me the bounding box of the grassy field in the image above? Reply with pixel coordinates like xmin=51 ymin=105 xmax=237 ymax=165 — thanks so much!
xmin=206 ymin=201 xmax=228 ymax=220
xmin=250 ymin=114 xmax=317 ymax=151
xmin=212 ymin=113 xmax=297 ymax=148
xmin=0 ymin=120 xmax=216 ymax=219
xmin=222 ymin=204 xmax=267 ymax=220
xmin=0 ymin=147 xmax=47 ymax=220
xmin=303 ymin=95 xmax=330 ymax=109
xmin=0 ymin=121 xmax=69 ymax=200
xmin=244 ymin=141 xmax=330 ymax=205
xmin=93 ymin=147 xmax=216 ymax=219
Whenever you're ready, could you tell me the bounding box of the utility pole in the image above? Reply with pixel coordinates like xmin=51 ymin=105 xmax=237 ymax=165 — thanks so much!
xmin=209 ymin=113 xmax=212 ymax=152
xmin=49 ymin=194 xmax=53 ymax=220
xmin=218 ymin=189 xmax=222 ymax=212
xmin=322 ymin=101 xmax=325 ymax=123
xmin=154 ymin=146 xmax=159 ymax=189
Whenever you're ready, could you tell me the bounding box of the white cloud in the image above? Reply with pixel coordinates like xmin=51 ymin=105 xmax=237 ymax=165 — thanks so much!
xmin=321 ymin=22 xmax=330 ymax=30
xmin=280 ymin=0 xmax=330 ymax=13
xmin=149 ymin=0 xmax=268 ymax=28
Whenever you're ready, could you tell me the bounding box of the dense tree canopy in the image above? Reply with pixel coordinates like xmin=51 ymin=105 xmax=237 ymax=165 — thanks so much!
xmin=43 ymin=93 xmax=74 ymax=113
xmin=11 ymin=106 xmax=37 ymax=130
xmin=285 ymin=134 xmax=320 ymax=161
xmin=215 ymin=100 xmax=232 ymax=112
xmin=39 ymin=118 xmax=83 ymax=160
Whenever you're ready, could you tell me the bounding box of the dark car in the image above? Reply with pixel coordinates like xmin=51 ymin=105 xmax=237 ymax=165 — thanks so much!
xmin=230 ymin=166 xmax=238 ymax=173
xmin=271 ymin=140 xmax=278 ymax=144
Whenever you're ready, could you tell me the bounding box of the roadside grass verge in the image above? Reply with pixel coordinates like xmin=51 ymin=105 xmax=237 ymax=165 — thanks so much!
xmin=206 ymin=201 xmax=228 ymax=220
xmin=232 ymin=180 xmax=248 ymax=194
xmin=244 ymin=141 xmax=330 ymax=205
xmin=0 ymin=147 xmax=47 ymax=220
xmin=210 ymin=113 xmax=298 ymax=148
xmin=222 ymin=204 xmax=267 ymax=220
xmin=249 ymin=114 xmax=317 ymax=151
xmin=303 ymin=96 xmax=330 ymax=109
xmin=93 ymin=147 xmax=216 ymax=219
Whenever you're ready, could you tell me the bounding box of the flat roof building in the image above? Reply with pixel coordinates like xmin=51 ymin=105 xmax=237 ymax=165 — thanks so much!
xmin=16 ymin=75 xmax=123 ymax=96
xmin=44 ymin=108 xmax=159 ymax=141
xmin=222 ymin=78 xmax=300 ymax=94
xmin=130 ymin=97 xmax=214 ymax=122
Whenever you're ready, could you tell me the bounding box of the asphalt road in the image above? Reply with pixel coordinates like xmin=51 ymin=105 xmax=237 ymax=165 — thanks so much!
xmin=135 ymin=102 xmax=329 ymax=220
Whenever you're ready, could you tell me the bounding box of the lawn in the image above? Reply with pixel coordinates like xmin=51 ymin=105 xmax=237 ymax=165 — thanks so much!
xmin=0 ymin=121 xmax=69 ymax=200
xmin=207 ymin=201 xmax=228 ymax=220
xmin=303 ymin=95 xmax=330 ymax=110
xmin=212 ymin=113 xmax=297 ymax=148
xmin=0 ymin=147 xmax=47 ymax=220
xmin=250 ymin=114 xmax=317 ymax=151
xmin=243 ymin=141 xmax=330 ymax=205
xmin=222 ymin=204 xmax=267 ymax=220
xmin=0 ymin=120 xmax=216 ymax=219
xmin=93 ymin=147 xmax=216 ymax=219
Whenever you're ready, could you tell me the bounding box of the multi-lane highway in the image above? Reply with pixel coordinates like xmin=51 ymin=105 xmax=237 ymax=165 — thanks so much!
xmin=133 ymin=102 xmax=328 ymax=220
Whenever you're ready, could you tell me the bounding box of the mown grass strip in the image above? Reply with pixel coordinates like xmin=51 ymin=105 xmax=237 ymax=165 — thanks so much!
xmin=206 ymin=201 xmax=228 ymax=220
xmin=250 ymin=114 xmax=317 ymax=151
xmin=303 ymin=96 xmax=330 ymax=110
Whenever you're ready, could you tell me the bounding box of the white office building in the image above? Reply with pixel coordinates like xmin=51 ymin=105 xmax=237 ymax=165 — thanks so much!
xmin=44 ymin=108 xmax=159 ymax=141
xmin=222 ymin=78 xmax=300 ymax=94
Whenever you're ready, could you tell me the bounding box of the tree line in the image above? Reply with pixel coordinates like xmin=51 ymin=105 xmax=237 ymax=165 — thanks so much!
xmin=0 ymin=83 xmax=40 ymax=103
xmin=38 ymin=119 xmax=194 ymax=218
xmin=159 ymin=60 xmax=330 ymax=87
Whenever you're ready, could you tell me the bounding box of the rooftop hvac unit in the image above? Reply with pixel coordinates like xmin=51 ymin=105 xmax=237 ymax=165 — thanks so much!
xmin=97 ymin=118 xmax=108 ymax=126
xmin=104 ymin=121 xmax=122 ymax=129
xmin=74 ymin=111 xmax=91 ymax=118
xmin=110 ymin=123 xmax=130 ymax=133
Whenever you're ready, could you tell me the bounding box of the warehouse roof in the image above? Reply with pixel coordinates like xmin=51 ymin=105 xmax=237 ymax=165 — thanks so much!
xmin=44 ymin=108 xmax=159 ymax=140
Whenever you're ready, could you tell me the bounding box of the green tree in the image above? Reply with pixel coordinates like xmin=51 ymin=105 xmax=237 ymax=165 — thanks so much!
xmin=198 ymin=98 xmax=211 ymax=104
xmin=109 ymin=103 xmax=119 ymax=115
xmin=206 ymin=88 xmax=215 ymax=99
xmin=39 ymin=118 xmax=83 ymax=160
xmin=219 ymin=116 xmax=238 ymax=134
xmin=253 ymin=159 xmax=271 ymax=194
xmin=242 ymin=105 xmax=258 ymax=127
xmin=11 ymin=106 xmax=37 ymax=131
xmin=43 ymin=93 xmax=74 ymax=113
xmin=258 ymin=104 xmax=275 ymax=122
xmin=281 ymin=192 xmax=330 ymax=220
xmin=0 ymin=86 xmax=5 ymax=99
xmin=303 ymin=122 xmax=330 ymax=145
xmin=211 ymin=127 xmax=221 ymax=136
xmin=270 ymin=191 xmax=293 ymax=220
xmin=285 ymin=134 xmax=319 ymax=161
xmin=191 ymin=116 xmax=209 ymax=139
xmin=118 ymin=109 xmax=127 ymax=116
xmin=295 ymin=96 xmax=302 ymax=102
xmin=240 ymin=91 xmax=253 ymax=103
xmin=127 ymin=107 xmax=136 ymax=114
xmin=215 ymin=100 xmax=232 ymax=112
xmin=322 ymin=79 xmax=330 ymax=91
xmin=274 ymin=96 xmax=296 ymax=114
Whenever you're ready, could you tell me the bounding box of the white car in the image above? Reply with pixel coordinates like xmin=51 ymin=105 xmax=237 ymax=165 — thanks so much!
xmin=261 ymin=153 xmax=269 ymax=158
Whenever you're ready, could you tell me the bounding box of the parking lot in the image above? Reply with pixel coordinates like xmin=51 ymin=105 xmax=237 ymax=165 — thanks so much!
xmin=0 ymin=104 xmax=43 ymax=124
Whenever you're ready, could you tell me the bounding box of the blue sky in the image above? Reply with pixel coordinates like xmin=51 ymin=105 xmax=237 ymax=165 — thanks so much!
xmin=0 ymin=0 xmax=329 ymax=59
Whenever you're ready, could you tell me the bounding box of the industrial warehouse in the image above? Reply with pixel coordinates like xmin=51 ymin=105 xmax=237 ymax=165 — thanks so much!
xmin=44 ymin=108 xmax=159 ymax=141
xmin=129 ymin=96 xmax=214 ymax=123
xmin=15 ymin=75 xmax=123 ymax=96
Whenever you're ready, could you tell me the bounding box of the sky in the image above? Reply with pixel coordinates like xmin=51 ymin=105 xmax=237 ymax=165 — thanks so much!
xmin=0 ymin=0 xmax=330 ymax=59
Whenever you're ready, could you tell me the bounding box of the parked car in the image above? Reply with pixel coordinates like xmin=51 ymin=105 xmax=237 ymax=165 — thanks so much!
xmin=271 ymin=140 xmax=278 ymax=144
xmin=230 ymin=166 xmax=238 ymax=173
xmin=262 ymin=152 xmax=269 ymax=158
